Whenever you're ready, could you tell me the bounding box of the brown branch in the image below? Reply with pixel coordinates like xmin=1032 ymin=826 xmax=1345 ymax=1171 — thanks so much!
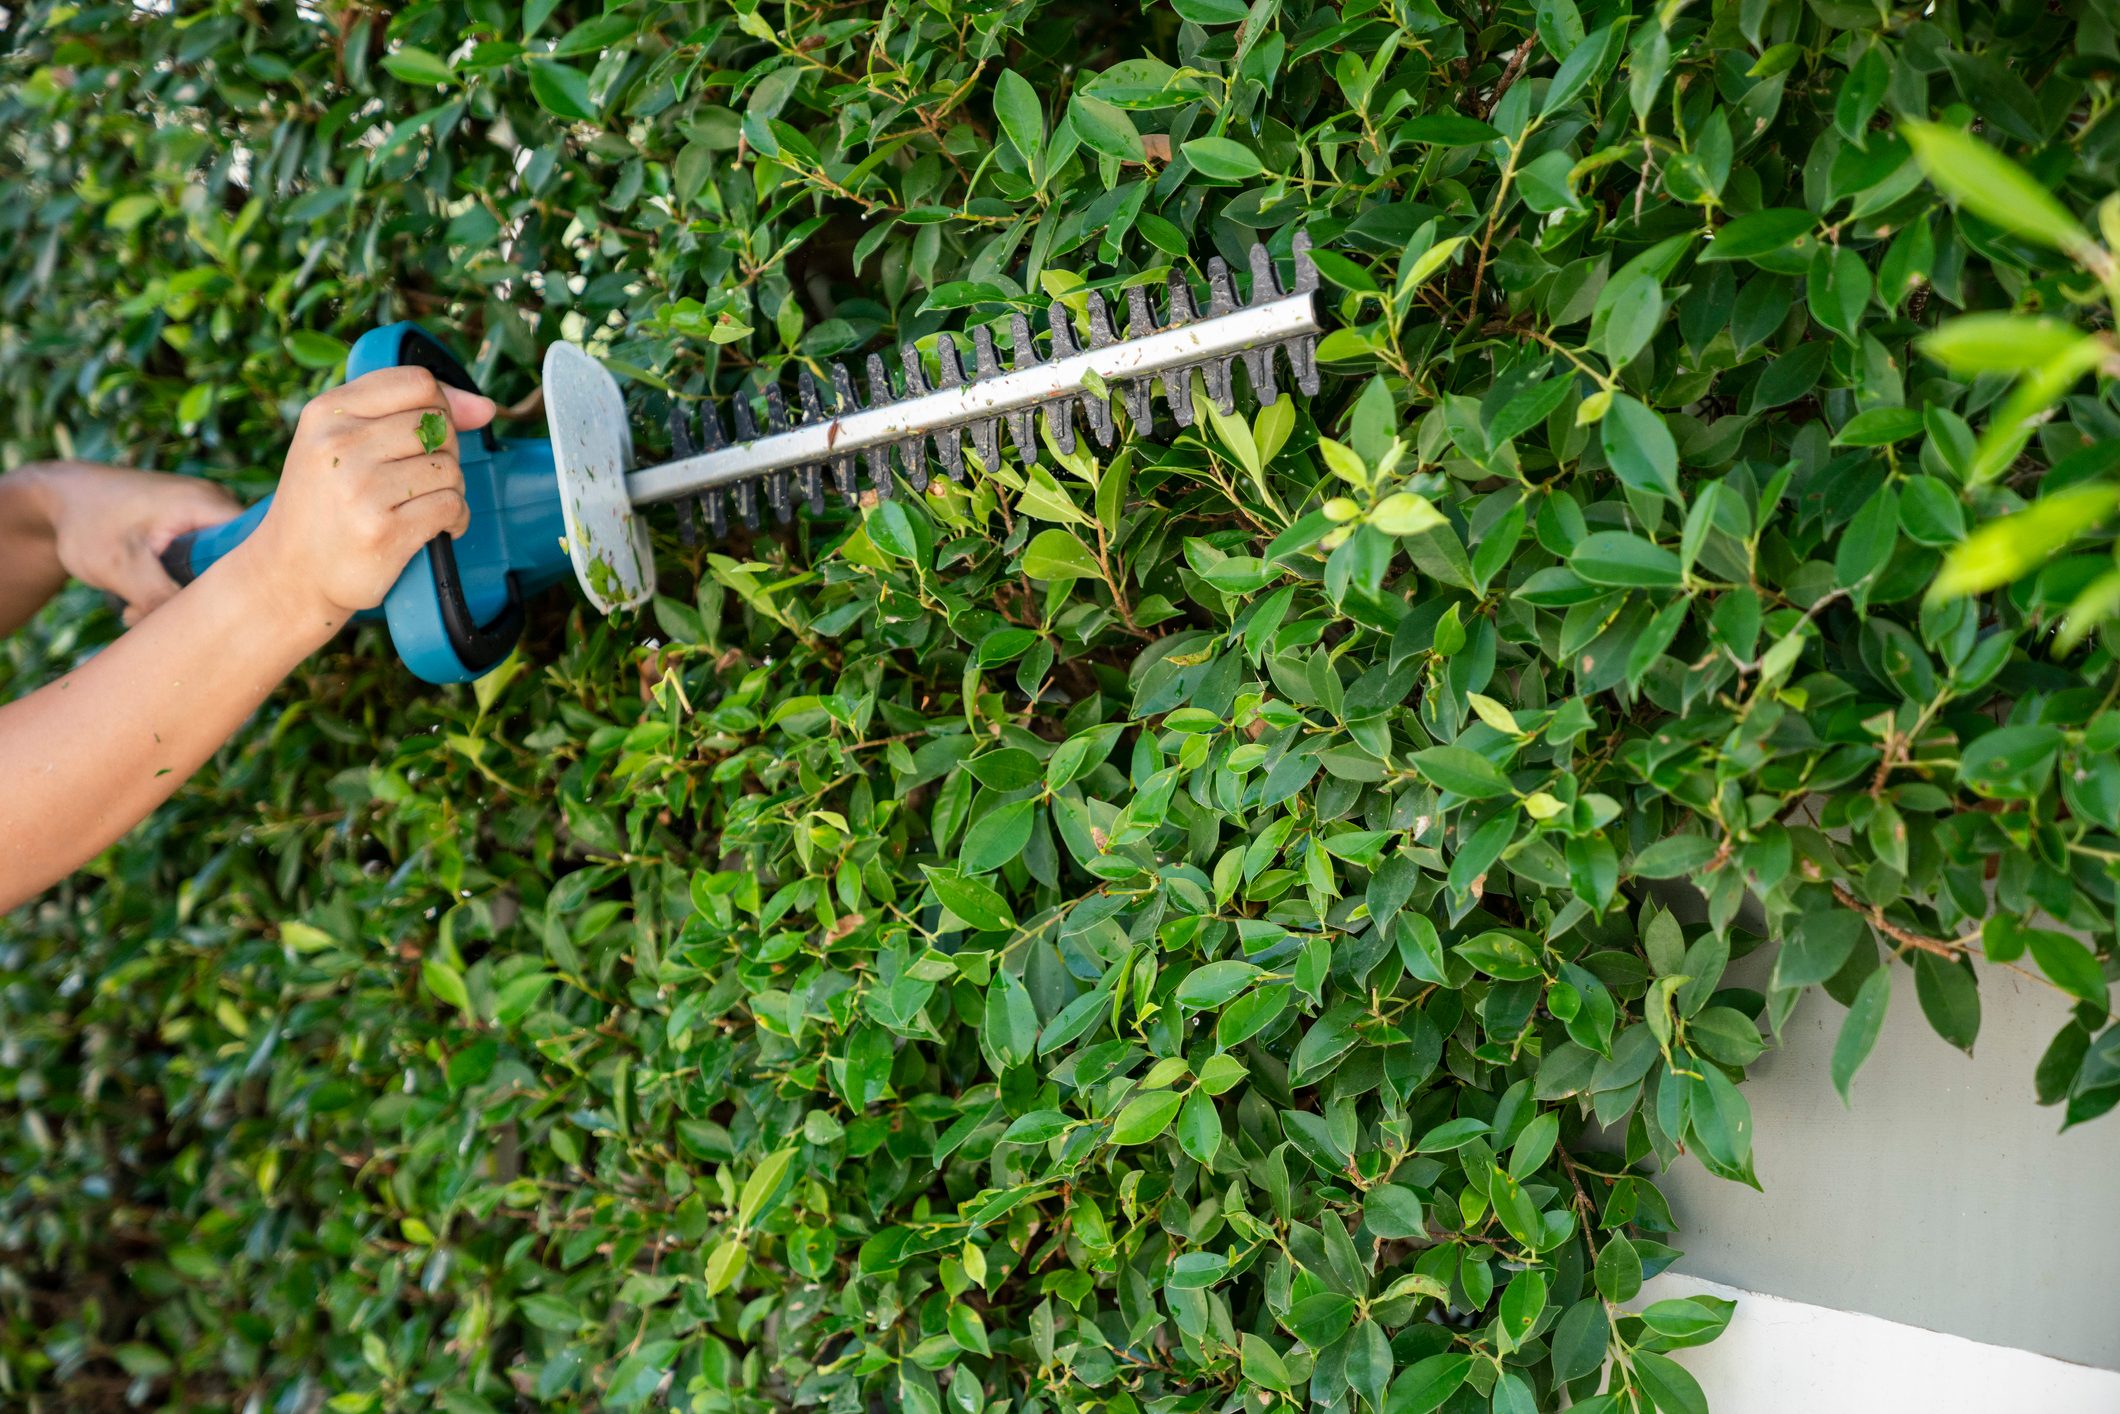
xmin=1482 ymin=36 xmax=1538 ymax=119
xmin=1831 ymin=883 xmax=1965 ymax=959
xmin=1555 ymin=1145 xmax=1604 ymax=1258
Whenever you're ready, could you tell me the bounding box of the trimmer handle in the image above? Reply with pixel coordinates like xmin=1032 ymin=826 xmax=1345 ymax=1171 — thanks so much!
xmin=159 ymin=324 xmax=550 ymax=684
xmin=161 ymin=501 xmax=270 ymax=588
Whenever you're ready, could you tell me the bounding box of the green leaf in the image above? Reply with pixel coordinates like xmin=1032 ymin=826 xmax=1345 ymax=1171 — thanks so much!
xmin=1409 ymin=745 xmax=1513 ymax=798
xmin=1181 ymin=136 xmax=1263 ymax=180
xmin=417 ymin=411 xmax=448 ymax=454
xmin=1772 ymin=907 xmax=1866 ymax=990
xmin=1172 ymin=0 xmax=1248 ymax=21
xmin=1595 ymin=1235 xmax=1642 ymax=1302
xmin=1110 ymin=1089 xmax=1183 ymax=1144
xmin=421 ymin=959 xmax=471 ymax=1015
xmin=1363 ymin=1184 xmax=1426 ymax=1239
xmin=287 ymin=331 xmax=350 ymax=370
xmin=1932 ymin=486 xmax=2120 ymax=600
xmin=1632 ymin=1352 xmax=1710 ymax=1414
xmin=2027 ymin=930 xmax=2109 ymax=1007
xmin=1498 ymin=1268 xmax=1547 ymax=1348
xmin=1023 ymin=528 xmax=1102 ymax=581
xmin=949 ymin=1304 xmax=991 ymax=1356
xmin=1489 ymin=1167 xmax=1546 ymax=1250
xmin=1176 ymin=1087 xmax=1222 ymax=1163
xmin=1602 ymin=395 xmax=1681 ymax=500
xmin=1702 ymin=207 xmax=1819 ymax=263
xmin=961 ymin=799 xmax=1035 ymax=872
xmin=1923 ymin=314 xmax=2089 ymax=375
xmin=1551 ymin=1299 xmax=1611 ymax=1382
xmin=1571 ymin=531 xmax=1682 ymax=588
xmin=866 ymin=502 xmax=927 ymax=564
xmin=1831 ymin=967 xmax=1893 ymax=1105
xmin=984 ymin=970 xmax=1040 ymax=1070
xmin=382 ymin=46 xmax=454 ymax=86
xmin=737 ymin=1146 xmax=796 ymax=1229
xmin=1001 ymin=1109 xmax=1074 ymax=1144
xmin=923 ymin=868 xmax=1016 ymax=931
xmin=1398 ymin=114 xmax=1502 ymax=145
xmin=527 ymin=59 xmax=598 ymax=120
xmin=993 ymin=69 xmax=1045 ymax=168
xmin=1833 ymin=407 xmax=1925 ymax=447
xmin=1176 ymin=959 xmax=1261 ymax=1010
xmin=1902 ymin=120 xmax=2092 ymax=254
xmin=104 ymin=193 xmax=160 ymax=231
xmin=1543 ymin=21 xmax=1620 ymax=116
xmin=1386 ymin=1354 xmax=1472 ymax=1414
xmin=1914 ymin=952 xmax=1981 ymax=1053
xmin=1067 ymin=93 xmax=1145 ymax=161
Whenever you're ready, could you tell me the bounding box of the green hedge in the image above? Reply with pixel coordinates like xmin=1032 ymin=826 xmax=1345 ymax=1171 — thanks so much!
xmin=4 ymin=1 xmax=2118 ymax=1411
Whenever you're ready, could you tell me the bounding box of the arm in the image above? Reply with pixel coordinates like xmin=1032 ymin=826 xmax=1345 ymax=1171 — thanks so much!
xmin=0 ymin=368 xmax=495 ymax=913
xmin=0 ymin=469 xmax=67 ymax=635
xmin=0 ymin=460 xmax=242 ymax=636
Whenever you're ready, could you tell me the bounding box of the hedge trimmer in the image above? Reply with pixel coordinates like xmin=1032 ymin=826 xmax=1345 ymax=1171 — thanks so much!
xmin=161 ymin=233 xmax=1324 ymax=683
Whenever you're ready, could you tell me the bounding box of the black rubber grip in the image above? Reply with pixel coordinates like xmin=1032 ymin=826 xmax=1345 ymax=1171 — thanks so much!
xmin=162 ymin=532 xmax=200 ymax=587
xmin=385 ymin=326 xmax=521 ymax=675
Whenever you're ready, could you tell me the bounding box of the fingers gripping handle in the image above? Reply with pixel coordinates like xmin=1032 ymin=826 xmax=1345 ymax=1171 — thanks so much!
xmin=161 ymin=324 xmax=525 ymax=683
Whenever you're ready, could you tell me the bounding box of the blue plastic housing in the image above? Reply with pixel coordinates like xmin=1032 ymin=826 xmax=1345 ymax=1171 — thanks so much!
xmin=171 ymin=323 xmax=571 ymax=684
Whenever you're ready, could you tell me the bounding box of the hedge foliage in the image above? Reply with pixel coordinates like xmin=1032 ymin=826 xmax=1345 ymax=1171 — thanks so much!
xmin=5 ymin=1 xmax=2120 ymax=1411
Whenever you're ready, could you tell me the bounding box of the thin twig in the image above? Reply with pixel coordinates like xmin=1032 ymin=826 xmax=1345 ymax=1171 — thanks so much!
xmin=1482 ymin=36 xmax=1538 ymax=119
xmin=1830 ymin=883 xmax=1967 ymax=959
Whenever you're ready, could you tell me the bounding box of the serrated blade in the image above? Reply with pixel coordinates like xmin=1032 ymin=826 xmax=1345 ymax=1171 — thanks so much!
xmin=592 ymin=232 xmax=1326 ymax=553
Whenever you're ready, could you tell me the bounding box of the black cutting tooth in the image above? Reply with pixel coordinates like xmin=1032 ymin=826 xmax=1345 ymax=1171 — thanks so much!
xmin=1164 ymin=364 xmax=1199 ymax=427
xmin=763 ymin=386 xmax=794 ymax=523
xmin=1247 ymin=242 xmax=1284 ymax=303
xmin=1206 ymin=256 xmax=1239 ymax=317
xmin=1079 ymin=293 xmax=1118 ymax=446
xmin=828 ymin=362 xmax=860 ymax=497
xmin=1161 ymin=270 xmax=1201 ymax=427
xmin=1044 ymin=302 xmax=1078 ymax=456
xmin=668 ymin=402 xmax=700 ymax=545
xmin=968 ymin=326 xmax=1003 ymax=470
xmin=1282 ymin=232 xmax=1322 ymax=395
xmin=898 ymin=343 xmax=932 ymax=491
xmin=1085 ymin=291 xmax=1116 ymax=346
xmin=934 ymin=337 xmax=967 ymax=482
xmin=691 ymin=397 xmax=730 ymax=537
xmin=1243 ymin=344 xmax=1280 ymax=405
xmin=1242 ymin=244 xmax=1287 ymax=405
xmin=731 ymin=397 xmax=764 ymax=529
xmin=864 ymin=352 xmax=895 ymax=497
xmin=1291 ymin=229 xmax=1320 ymax=293
xmin=1204 ymin=356 xmax=1236 ymax=415
xmin=1121 ymin=287 xmax=1156 ymax=427
xmin=1166 ymin=267 xmax=1200 ymax=327
xmin=794 ymin=371 xmax=828 ymax=512
xmin=1005 ymin=311 xmax=1040 ymax=465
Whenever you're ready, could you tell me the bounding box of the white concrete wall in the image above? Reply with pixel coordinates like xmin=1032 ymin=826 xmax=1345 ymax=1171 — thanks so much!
xmin=1651 ymin=952 xmax=2120 ymax=1371
xmin=1647 ymin=1274 xmax=2120 ymax=1413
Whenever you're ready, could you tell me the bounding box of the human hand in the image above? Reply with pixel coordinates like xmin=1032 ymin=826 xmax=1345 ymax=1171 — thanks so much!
xmin=24 ymin=461 xmax=243 ymax=626
xmin=240 ymin=367 xmax=495 ymax=624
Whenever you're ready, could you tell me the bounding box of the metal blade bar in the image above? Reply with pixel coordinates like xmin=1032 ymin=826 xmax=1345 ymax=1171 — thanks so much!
xmin=623 ymin=286 xmax=1323 ymax=507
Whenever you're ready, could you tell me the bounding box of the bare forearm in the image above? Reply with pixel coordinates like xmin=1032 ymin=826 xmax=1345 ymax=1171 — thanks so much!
xmin=0 ymin=466 xmax=68 ymax=636
xmin=0 ymin=543 xmax=338 ymax=911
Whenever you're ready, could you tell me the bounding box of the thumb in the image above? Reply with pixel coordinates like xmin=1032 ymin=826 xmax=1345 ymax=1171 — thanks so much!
xmin=444 ymin=385 xmax=497 ymax=431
